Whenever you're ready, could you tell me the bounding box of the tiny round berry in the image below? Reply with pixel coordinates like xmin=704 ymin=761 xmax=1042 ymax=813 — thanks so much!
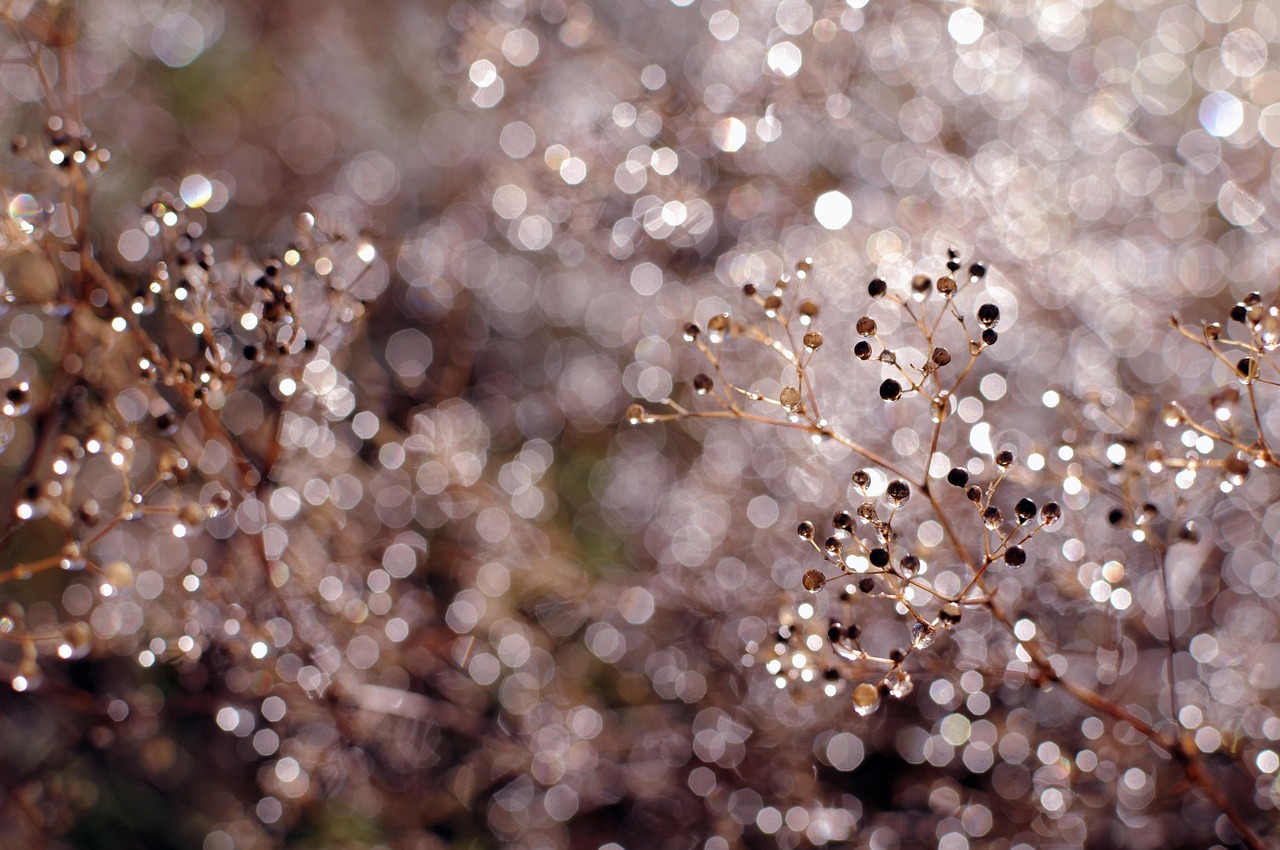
xmin=851 ymin=470 xmax=872 ymax=491
xmin=1040 ymin=502 xmax=1062 ymax=524
xmin=1108 ymin=508 xmax=1127 ymax=526
xmin=899 ymin=554 xmax=920 ymax=576
xmin=977 ymin=303 xmax=1000 ymax=328
xmin=968 ymin=262 xmax=987 ymax=280
xmin=858 ymin=577 xmax=875 ymax=593
xmin=854 ymin=341 xmax=872 ymax=360
xmin=879 ymin=379 xmax=902 ymax=402
xmin=981 ymin=328 xmax=999 ymax=346
xmin=910 ymin=274 xmax=932 ymax=296
xmin=939 ymin=602 xmax=962 ymax=625
xmin=885 ymin=479 xmax=911 ymax=506
xmin=833 ymin=511 xmax=854 ymax=533
xmin=683 ymin=322 xmax=700 ymax=341
xmin=966 ymin=485 xmax=983 ymax=503
xmin=827 ymin=623 xmax=842 ymax=642
xmin=995 ymin=450 xmax=1015 ymax=469
xmin=931 ymin=347 xmax=952 ymax=367
xmin=937 ymin=276 xmax=956 ymax=296
xmin=947 ymin=467 xmax=969 ymax=488
xmin=868 ymin=278 xmax=887 ymax=298
xmin=1230 ymin=303 xmax=1248 ymax=323
xmin=869 ymin=548 xmax=889 ymax=568
xmin=803 ymin=331 xmax=823 ymax=351
xmin=1005 ymin=546 xmax=1027 ymax=567
xmin=856 ymin=316 xmax=877 ymax=337
xmin=797 ymin=520 xmax=816 ymax=540
xmin=802 ymin=569 xmax=827 ymax=592
xmin=1015 ymin=498 xmax=1037 ymax=523
xmin=853 ymin=682 xmax=878 ymax=708
xmin=888 ymin=649 xmax=904 ymax=663
xmin=693 ymin=373 xmax=713 ymax=394
xmin=1176 ymin=522 xmax=1200 ymax=544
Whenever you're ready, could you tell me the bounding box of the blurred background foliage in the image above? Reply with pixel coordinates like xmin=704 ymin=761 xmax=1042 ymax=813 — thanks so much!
xmin=0 ymin=0 xmax=1278 ymax=848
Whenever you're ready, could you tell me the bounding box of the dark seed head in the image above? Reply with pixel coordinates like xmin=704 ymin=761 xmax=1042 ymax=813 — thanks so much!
xmin=947 ymin=467 xmax=969 ymax=488
xmin=937 ymin=276 xmax=956 ymax=297
xmin=977 ymin=303 xmax=1000 ymax=328
xmin=899 ymin=554 xmax=920 ymax=576
xmin=854 ymin=340 xmax=872 ymax=360
xmin=869 ymin=548 xmax=889 ymax=568
xmin=797 ymin=520 xmax=816 ymax=540
xmin=1005 ymin=546 xmax=1027 ymax=567
xmin=1108 ymin=507 xmax=1127 ymax=526
xmin=968 ymin=262 xmax=987 ymax=280
xmin=886 ymin=479 xmax=910 ymax=506
xmin=868 ymin=278 xmax=887 ymax=298
xmin=939 ymin=602 xmax=962 ymax=625
xmin=1230 ymin=303 xmax=1248 ymax=323
xmin=1040 ymin=502 xmax=1062 ymax=524
xmin=966 ymin=485 xmax=983 ymax=503
xmin=889 ymin=648 xmax=904 ymax=663
xmin=856 ymin=316 xmax=877 ymax=337
xmin=910 ymin=274 xmax=932 ymax=295
xmin=879 ymin=379 xmax=902 ymax=402
xmin=859 ymin=577 xmax=875 ymax=593
xmin=981 ymin=328 xmax=999 ymax=346
xmin=851 ymin=469 xmax=872 ymax=491
xmin=995 ymin=450 xmax=1015 ymax=469
xmin=931 ymin=347 xmax=952 ymax=367
xmin=693 ymin=373 xmax=713 ymax=394
xmin=1015 ymin=498 xmax=1037 ymax=523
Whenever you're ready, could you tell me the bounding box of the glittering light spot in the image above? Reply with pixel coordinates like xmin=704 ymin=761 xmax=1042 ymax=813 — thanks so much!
xmin=559 ymin=156 xmax=587 ymax=185
xmin=948 ymin=8 xmax=984 ymax=45
xmin=118 ymin=229 xmax=150 ymax=262
xmin=814 ymin=190 xmax=853 ymax=229
xmin=1200 ymin=91 xmax=1243 ymax=138
xmin=766 ymin=42 xmax=802 ymax=78
xmin=7 ymin=194 xmax=38 ymax=232
xmin=713 ymin=117 xmax=747 ymax=153
xmin=180 ymin=174 xmax=213 ymax=208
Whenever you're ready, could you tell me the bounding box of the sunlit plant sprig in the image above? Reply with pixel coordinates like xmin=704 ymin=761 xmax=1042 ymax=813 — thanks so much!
xmin=1163 ymin=291 xmax=1280 ymax=480
xmin=629 ymin=252 xmax=1271 ymax=850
